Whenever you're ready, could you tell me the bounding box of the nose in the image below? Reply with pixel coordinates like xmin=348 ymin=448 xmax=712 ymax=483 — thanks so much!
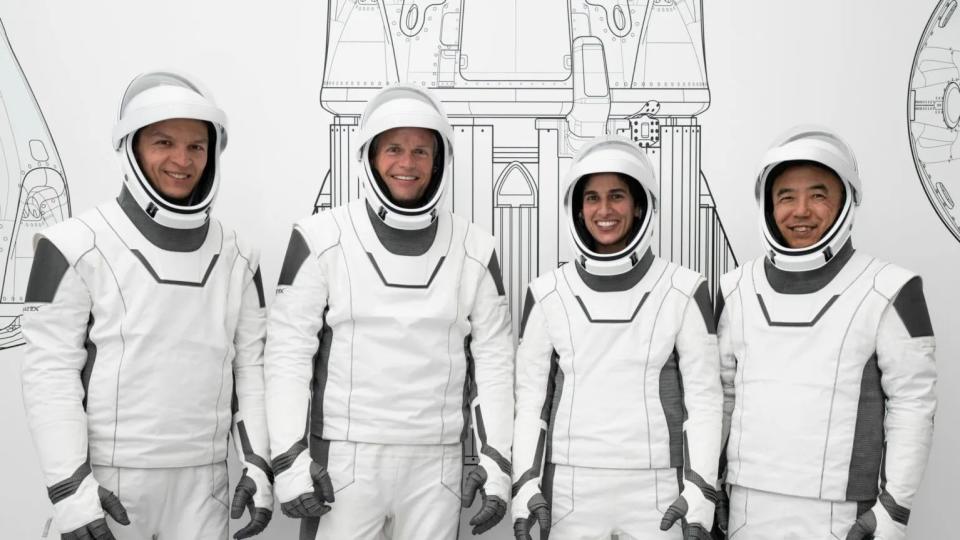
xmin=794 ymin=197 xmax=811 ymax=216
xmin=599 ymin=198 xmax=614 ymax=215
xmin=398 ymin=151 xmax=415 ymax=168
xmin=171 ymin=145 xmax=192 ymax=166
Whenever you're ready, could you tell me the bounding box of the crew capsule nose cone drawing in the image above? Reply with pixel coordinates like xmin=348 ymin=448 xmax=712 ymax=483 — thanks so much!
xmin=0 ymin=17 xmax=70 ymax=351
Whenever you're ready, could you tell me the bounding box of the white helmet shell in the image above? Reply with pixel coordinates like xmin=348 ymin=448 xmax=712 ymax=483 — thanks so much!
xmin=113 ymin=71 xmax=227 ymax=230
xmin=354 ymin=84 xmax=454 ymax=230
xmin=755 ymin=126 xmax=861 ymax=272
xmin=563 ymin=136 xmax=659 ymax=276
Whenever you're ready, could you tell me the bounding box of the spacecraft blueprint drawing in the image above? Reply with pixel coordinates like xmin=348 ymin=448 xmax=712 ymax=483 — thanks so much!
xmin=316 ymin=0 xmax=737 ymax=335
xmin=0 ymin=19 xmax=70 ymax=351
xmin=910 ymin=0 xmax=960 ymax=244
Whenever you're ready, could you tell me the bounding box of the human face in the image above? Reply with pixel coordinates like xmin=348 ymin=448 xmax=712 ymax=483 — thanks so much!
xmin=581 ymin=173 xmax=640 ymax=254
xmin=372 ymin=127 xmax=436 ymax=207
xmin=134 ymin=118 xmax=209 ymax=202
xmin=770 ymin=164 xmax=844 ymax=249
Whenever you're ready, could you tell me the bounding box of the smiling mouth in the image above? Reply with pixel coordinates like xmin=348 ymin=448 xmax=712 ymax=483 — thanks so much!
xmin=164 ymin=170 xmax=191 ymax=180
xmin=594 ymin=220 xmax=620 ymax=229
xmin=788 ymin=225 xmax=816 ymax=233
xmin=390 ymin=175 xmax=419 ymax=182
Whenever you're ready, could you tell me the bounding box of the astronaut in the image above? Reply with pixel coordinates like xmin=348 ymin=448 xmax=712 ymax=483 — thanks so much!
xmin=265 ymin=84 xmax=514 ymax=540
xmin=20 ymin=71 xmax=273 ymax=540
xmin=512 ymin=136 xmax=721 ymax=540
xmin=716 ymin=127 xmax=937 ymax=540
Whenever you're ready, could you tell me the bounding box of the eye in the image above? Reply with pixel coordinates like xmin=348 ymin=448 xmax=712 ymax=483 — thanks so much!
xmin=584 ymin=193 xmax=598 ymax=202
xmin=611 ymin=192 xmax=624 ymax=200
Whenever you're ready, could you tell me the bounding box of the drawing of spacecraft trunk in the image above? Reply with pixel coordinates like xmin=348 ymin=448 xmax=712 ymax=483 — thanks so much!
xmin=317 ymin=0 xmax=736 ymax=329
xmin=0 ymin=19 xmax=70 ymax=350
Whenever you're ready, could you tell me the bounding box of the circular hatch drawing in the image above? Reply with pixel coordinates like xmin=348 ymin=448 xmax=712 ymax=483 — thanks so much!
xmin=909 ymin=0 xmax=960 ymax=242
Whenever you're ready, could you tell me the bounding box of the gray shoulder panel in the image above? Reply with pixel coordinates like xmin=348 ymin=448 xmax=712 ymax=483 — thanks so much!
xmin=692 ymin=281 xmax=716 ymax=335
xmin=24 ymin=237 xmax=70 ymax=303
xmin=519 ymin=287 xmax=536 ymax=338
xmin=713 ymin=288 xmax=725 ymax=328
xmin=278 ymin=229 xmax=311 ymax=287
xmin=487 ymin=252 xmax=506 ymax=296
xmin=892 ymin=276 xmax=934 ymax=338
xmin=252 ymin=267 xmax=266 ymax=308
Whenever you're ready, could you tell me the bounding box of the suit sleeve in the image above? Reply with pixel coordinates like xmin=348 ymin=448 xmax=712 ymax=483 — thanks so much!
xmin=673 ymin=280 xmax=723 ymax=527
xmin=717 ymin=287 xmax=737 ymax=457
xmin=231 ymin=246 xmax=273 ymax=506
xmin=873 ymin=276 xmax=936 ymax=529
xmin=466 ymin=251 xmax=515 ymax=502
xmin=21 ymin=237 xmax=104 ymax=532
xmin=510 ymin=287 xmax=555 ymax=521
xmin=264 ymin=228 xmax=329 ymax=503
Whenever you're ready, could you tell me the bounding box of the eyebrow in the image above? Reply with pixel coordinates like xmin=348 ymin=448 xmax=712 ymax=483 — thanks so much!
xmin=384 ymin=142 xmax=433 ymax=150
xmin=584 ymin=187 xmax=627 ymax=196
xmin=775 ymin=184 xmax=828 ymax=197
xmin=143 ymin=129 xmax=208 ymax=145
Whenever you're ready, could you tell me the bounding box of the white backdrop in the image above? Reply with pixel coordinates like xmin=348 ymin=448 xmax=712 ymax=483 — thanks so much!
xmin=0 ymin=1 xmax=956 ymax=538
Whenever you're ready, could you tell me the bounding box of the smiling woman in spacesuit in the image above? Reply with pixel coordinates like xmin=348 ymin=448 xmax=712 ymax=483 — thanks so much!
xmin=511 ymin=136 xmax=721 ymax=540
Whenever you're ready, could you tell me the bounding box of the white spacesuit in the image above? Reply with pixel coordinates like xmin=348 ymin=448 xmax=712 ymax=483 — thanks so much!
xmin=20 ymin=72 xmax=273 ymax=540
xmin=511 ymin=136 xmax=721 ymax=540
xmin=717 ymin=127 xmax=937 ymax=540
xmin=265 ymin=84 xmax=514 ymax=540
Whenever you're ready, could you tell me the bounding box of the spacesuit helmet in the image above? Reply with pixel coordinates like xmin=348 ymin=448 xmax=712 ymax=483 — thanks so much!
xmin=112 ymin=70 xmax=227 ymax=230
xmin=756 ymin=126 xmax=861 ymax=272
xmin=354 ymin=84 xmax=454 ymax=230
xmin=563 ymin=136 xmax=658 ymax=276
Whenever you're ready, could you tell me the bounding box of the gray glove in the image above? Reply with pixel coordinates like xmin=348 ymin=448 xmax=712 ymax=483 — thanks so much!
xmin=61 ymin=487 xmax=130 ymax=540
xmin=660 ymin=495 xmax=713 ymax=540
xmin=279 ymin=462 xmax=334 ymax=519
xmin=231 ymin=467 xmax=274 ymax=539
xmin=512 ymin=493 xmax=550 ymax=540
xmin=462 ymin=467 xmax=507 ymax=535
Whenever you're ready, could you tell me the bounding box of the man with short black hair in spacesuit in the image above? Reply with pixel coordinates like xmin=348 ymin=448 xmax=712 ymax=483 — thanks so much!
xmin=511 ymin=136 xmax=721 ymax=540
xmin=265 ymin=84 xmax=514 ymax=540
xmin=21 ymin=71 xmax=273 ymax=540
xmin=716 ymin=127 xmax=937 ymax=539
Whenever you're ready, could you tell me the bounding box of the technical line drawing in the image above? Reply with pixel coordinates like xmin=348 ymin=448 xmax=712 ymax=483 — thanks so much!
xmin=0 ymin=18 xmax=71 ymax=351
xmin=314 ymin=1 xmax=736 ymax=526
xmin=910 ymin=0 xmax=960 ymax=243
xmin=316 ymin=0 xmax=736 ymax=334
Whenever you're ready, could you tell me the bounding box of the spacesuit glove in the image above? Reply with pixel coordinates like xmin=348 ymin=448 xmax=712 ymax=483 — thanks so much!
xmin=660 ymin=495 xmax=713 ymax=540
xmin=512 ymin=492 xmax=550 ymax=540
xmin=59 ymin=481 xmax=130 ymax=540
xmin=845 ymin=503 xmax=907 ymax=540
xmin=231 ymin=466 xmax=274 ymax=539
xmin=462 ymin=466 xmax=508 ymax=535
xmin=278 ymin=462 xmax=334 ymax=519
xmin=275 ymin=450 xmax=335 ymax=519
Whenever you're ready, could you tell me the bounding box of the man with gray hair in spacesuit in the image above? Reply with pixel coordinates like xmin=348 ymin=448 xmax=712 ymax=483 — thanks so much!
xmin=21 ymin=71 xmax=273 ymax=540
xmin=716 ymin=126 xmax=937 ymax=539
xmin=265 ymin=84 xmax=514 ymax=540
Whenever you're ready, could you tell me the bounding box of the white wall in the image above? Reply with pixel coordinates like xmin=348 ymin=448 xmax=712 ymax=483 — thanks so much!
xmin=0 ymin=1 xmax=955 ymax=538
